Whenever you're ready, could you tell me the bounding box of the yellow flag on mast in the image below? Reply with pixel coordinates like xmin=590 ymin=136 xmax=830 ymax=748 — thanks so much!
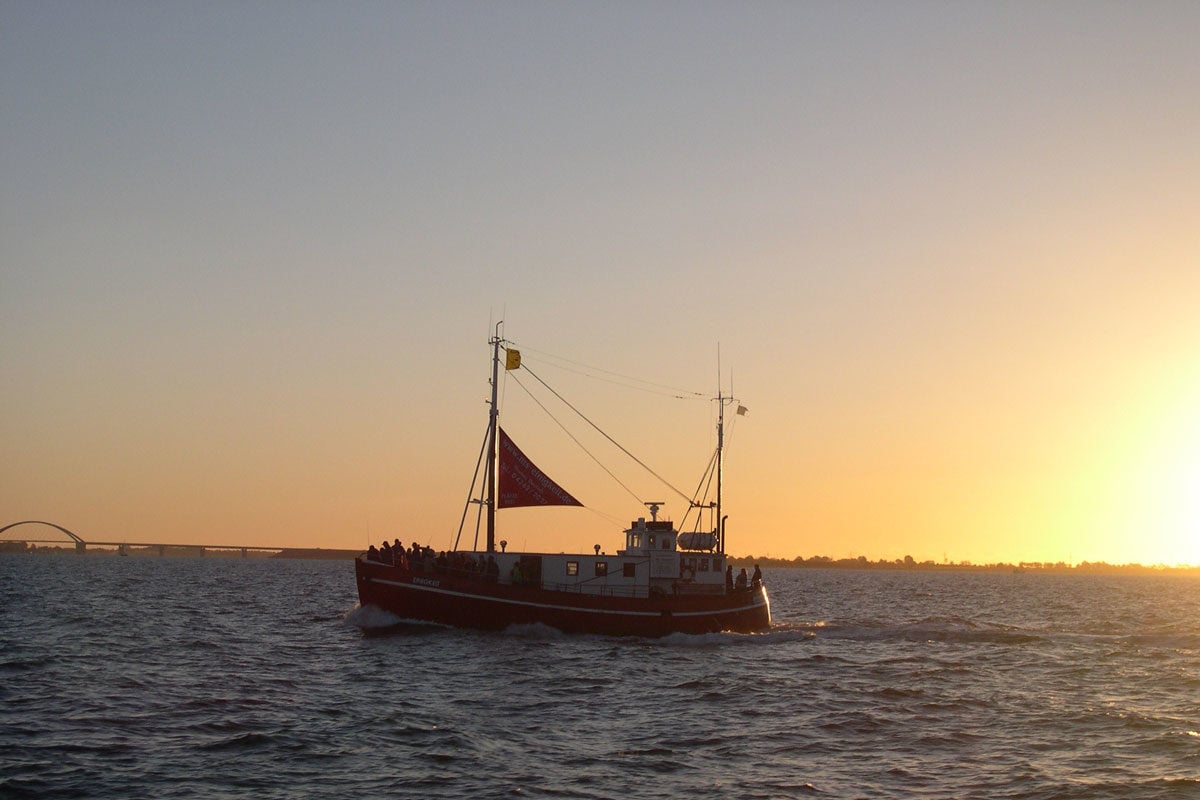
xmin=505 ymin=349 xmax=521 ymax=370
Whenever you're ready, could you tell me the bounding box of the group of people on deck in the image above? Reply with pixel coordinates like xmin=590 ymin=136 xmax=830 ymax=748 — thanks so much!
xmin=725 ymin=564 xmax=763 ymax=592
xmin=367 ymin=539 xmax=430 ymax=570
xmin=365 ymin=539 xmax=501 ymax=582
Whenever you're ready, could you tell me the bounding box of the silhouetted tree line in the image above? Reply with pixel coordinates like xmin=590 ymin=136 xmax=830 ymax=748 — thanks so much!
xmin=728 ymin=553 xmax=1200 ymax=576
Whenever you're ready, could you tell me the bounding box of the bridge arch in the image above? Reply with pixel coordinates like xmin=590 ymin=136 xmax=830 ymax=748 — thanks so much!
xmin=0 ymin=520 xmax=85 ymax=544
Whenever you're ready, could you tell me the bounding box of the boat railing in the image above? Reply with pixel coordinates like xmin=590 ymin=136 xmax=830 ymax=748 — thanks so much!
xmin=362 ymin=555 xmax=728 ymax=599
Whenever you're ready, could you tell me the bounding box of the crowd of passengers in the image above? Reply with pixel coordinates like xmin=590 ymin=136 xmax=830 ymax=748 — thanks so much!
xmin=366 ymin=539 xmax=501 ymax=581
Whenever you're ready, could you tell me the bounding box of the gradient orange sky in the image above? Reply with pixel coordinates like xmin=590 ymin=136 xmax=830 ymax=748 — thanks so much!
xmin=2 ymin=4 xmax=1198 ymax=565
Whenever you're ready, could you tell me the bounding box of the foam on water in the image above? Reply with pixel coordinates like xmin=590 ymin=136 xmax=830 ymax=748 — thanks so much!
xmin=342 ymin=602 xmax=404 ymax=629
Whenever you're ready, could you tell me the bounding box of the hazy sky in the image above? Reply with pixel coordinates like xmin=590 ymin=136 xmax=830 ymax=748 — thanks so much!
xmin=3 ymin=2 xmax=1198 ymax=565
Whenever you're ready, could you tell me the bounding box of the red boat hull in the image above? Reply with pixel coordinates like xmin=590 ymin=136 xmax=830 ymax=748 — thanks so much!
xmin=355 ymin=559 xmax=771 ymax=637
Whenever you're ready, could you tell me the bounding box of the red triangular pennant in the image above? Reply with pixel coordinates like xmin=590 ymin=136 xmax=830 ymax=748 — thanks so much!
xmin=498 ymin=428 xmax=583 ymax=509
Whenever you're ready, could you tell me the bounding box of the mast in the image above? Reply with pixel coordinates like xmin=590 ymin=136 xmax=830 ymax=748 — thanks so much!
xmin=485 ymin=324 xmax=502 ymax=552
xmin=716 ymin=389 xmax=726 ymax=554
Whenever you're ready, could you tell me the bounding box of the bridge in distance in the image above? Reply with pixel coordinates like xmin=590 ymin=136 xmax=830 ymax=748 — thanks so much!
xmin=0 ymin=520 xmax=358 ymax=558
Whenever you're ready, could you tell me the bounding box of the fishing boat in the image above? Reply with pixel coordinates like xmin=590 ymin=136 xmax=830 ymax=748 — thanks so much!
xmin=354 ymin=328 xmax=771 ymax=636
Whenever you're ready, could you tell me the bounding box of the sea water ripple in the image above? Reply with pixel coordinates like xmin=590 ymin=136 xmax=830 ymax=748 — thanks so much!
xmin=1 ymin=555 xmax=1198 ymax=799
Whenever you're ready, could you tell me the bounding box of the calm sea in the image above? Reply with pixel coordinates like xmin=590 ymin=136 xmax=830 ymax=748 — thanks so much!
xmin=2 ymin=555 xmax=1197 ymax=799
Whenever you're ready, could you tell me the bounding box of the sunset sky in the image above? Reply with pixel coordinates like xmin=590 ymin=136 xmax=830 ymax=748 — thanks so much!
xmin=3 ymin=3 xmax=1198 ymax=566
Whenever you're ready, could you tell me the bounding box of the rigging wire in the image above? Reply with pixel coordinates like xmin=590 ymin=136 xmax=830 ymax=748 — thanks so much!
xmin=582 ymin=505 xmax=630 ymax=530
xmin=454 ymin=422 xmax=491 ymax=552
xmin=679 ymin=448 xmax=719 ymax=532
xmin=518 ymin=346 xmax=707 ymax=400
xmin=508 ymin=372 xmax=645 ymax=507
xmin=518 ymin=363 xmax=695 ymax=507
xmin=449 ymin=336 xmax=743 ymax=550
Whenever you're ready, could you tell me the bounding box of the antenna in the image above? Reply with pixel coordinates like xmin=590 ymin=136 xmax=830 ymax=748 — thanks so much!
xmin=716 ymin=342 xmax=722 ymax=396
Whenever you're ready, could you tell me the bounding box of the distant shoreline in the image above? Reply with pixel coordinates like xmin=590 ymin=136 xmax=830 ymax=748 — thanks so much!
xmin=3 ymin=541 xmax=1196 ymax=574
xmin=728 ymin=556 xmax=1200 ymax=576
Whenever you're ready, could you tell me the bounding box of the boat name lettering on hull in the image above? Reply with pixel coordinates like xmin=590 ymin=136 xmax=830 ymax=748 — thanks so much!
xmin=412 ymin=577 xmax=441 ymax=588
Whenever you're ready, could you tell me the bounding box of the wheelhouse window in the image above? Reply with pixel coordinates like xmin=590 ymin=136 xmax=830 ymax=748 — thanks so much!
xmin=594 ymin=561 xmax=608 ymax=577
xmin=566 ymin=561 xmax=579 ymax=577
xmin=623 ymin=562 xmax=636 ymax=578
xmin=700 ymin=558 xmax=710 ymax=572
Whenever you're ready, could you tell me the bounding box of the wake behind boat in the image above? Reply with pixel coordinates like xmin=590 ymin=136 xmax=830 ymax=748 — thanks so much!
xmin=354 ymin=328 xmax=771 ymax=636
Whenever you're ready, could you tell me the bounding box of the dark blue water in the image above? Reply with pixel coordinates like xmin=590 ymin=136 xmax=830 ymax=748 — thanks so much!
xmin=2 ymin=555 xmax=1198 ymax=799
